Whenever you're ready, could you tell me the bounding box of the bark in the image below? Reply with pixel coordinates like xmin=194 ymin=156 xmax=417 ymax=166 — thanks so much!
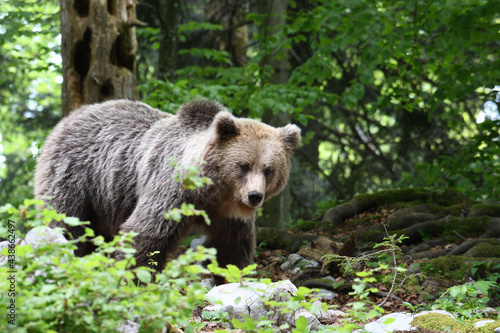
xmin=158 ymin=0 xmax=181 ymax=81
xmin=60 ymin=0 xmax=138 ymax=116
xmin=258 ymin=0 xmax=291 ymax=229
xmin=205 ymin=0 xmax=249 ymax=67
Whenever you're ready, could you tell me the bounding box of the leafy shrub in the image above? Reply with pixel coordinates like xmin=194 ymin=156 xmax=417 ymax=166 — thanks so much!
xmin=0 ymin=200 xmax=216 ymax=332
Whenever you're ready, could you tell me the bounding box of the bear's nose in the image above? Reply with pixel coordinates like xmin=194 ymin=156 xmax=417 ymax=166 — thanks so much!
xmin=248 ymin=191 xmax=263 ymax=206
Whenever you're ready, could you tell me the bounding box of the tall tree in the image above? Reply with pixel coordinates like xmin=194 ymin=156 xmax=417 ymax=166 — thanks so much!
xmin=60 ymin=0 xmax=139 ymax=115
xmin=258 ymin=0 xmax=291 ymax=229
xmin=157 ymin=0 xmax=181 ymax=81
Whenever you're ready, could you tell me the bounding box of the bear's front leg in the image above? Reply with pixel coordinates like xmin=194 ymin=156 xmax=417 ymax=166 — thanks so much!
xmin=120 ymin=198 xmax=184 ymax=271
xmin=203 ymin=217 xmax=256 ymax=270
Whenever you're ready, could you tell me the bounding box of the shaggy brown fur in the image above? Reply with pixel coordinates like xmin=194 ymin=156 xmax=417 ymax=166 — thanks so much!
xmin=34 ymin=99 xmax=301 ymax=271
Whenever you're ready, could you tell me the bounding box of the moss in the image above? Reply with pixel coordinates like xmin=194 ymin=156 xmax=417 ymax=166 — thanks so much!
xmin=442 ymin=216 xmax=490 ymax=241
xmin=412 ymin=314 xmax=500 ymax=333
xmin=469 ymin=203 xmax=500 ymax=217
xmin=411 ymin=313 xmax=468 ymax=332
xmin=355 ymin=228 xmax=385 ymax=243
xmin=346 ymin=214 xmax=382 ymax=226
xmin=466 ymin=242 xmax=500 ymax=257
xmin=352 ymin=187 xmax=469 ymax=211
xmin=411 ymin=313 xmax=500 ymax=333
xmin=294 ymin=220 xmax=318 ymax=232
xmin=421 ymin=256 xmax=472 ymax=281
xmin=446 ymin=204 xmax=466 ymax=217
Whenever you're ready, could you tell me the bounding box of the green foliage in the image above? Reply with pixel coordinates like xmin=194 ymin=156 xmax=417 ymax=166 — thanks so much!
xmin=138 ymin=0 xmax=500 ymax=204
xmin=431 ymin=280 xmax=499 ymax=320
xmin=0 ymin=0 xmax=61 ymax=205
xmin=207 ymin=263 xmax=257 ymax=286
xmin=2 ymin=0 xmax=499 ymax=217
xmin=164 ymin=160 xmax=213 ymax=225
xmin=399 ymin=119 xmax=500 ymax=201
xmin=0 ymin=201 xmax=217 ymax=332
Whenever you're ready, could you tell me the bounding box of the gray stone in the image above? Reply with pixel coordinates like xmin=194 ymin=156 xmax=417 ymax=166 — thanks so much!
xmin=316 ymin=289 xmax=338 ymax=301
xmin=291 ymin=259 xmax=321 ymax=275
xmin=280 ymin=253 xmax=321 ymax=274
xmin=25 ymin=226 xmax=68 ymax=248
xmin=280 ymin=253 xmax=305 ymax=271
xmin=205 ymin=280 xmax=315 ymax=329
xmin=294 ymin=308 xmax=320 ymax=331
xmin=190 ymin=235 xmax=206 ymax=250
xmin=200 ymin=278 xmax=215 ymax=291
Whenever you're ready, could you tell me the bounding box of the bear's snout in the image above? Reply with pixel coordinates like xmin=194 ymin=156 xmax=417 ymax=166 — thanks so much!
xmin=248 ymin=191 xmax=264 ymax=207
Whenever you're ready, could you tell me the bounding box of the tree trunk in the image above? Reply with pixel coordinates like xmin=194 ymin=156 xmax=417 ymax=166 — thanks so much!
xmin=259 ymin=0 xmax=290 ymax=229
xmin=60 ymin=0 xmax=138 ymax=116
xmin=205 ymin=0 xmax=249 ymax=67
xmin=157 ymin=0 xmax=181 ymax=81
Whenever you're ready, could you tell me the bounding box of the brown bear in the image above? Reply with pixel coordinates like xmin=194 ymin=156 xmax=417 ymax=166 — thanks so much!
xmin=34 ymin=99 xmax=301 ymax=271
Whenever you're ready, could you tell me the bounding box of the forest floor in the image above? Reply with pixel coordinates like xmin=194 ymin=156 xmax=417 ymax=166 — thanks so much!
xmin=196 ymin=188 xmax=500 ymax=332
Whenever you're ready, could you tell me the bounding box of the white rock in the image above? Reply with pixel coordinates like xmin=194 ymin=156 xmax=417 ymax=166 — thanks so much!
xmin=475 ymin=320 xmax=494 ymax=328
xmin=0 ymin=226 xmax=70 ymax=266
xmin=25 ymin=226 xmax=68 ymax=247
xmin=205 ymin=280 xmax=300 ymax=327
xmin=294 ymin=308 xmax=321 ymax=331
xmin=361 ymin=312 xmax=415 ymax=333
xmin=495 ymin=326 xmax=500 ymax=333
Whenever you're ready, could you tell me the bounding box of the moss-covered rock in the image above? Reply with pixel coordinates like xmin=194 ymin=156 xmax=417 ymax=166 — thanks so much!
xmin=441 ymin=216 xmax=491 ymax=241
xmin=354 ymin=228 xmax=385 ymax=244
xmin=420 ymin=256 xmax=472 ymax=281
xmin=468 ymin=203 xmax=500 ymax=218
xmin=465 ymin=242 xmax=500 ymax=257
xmin=411 ymin=313 xmax=468 ymax=333
xmin=411 ymin=313 xmax=500 ymax=333
xmin=386 ymin=208 xmax=438 ymax=230
xmin=293 ymin=219 xmax=319 ymax=232
xmin=321 ymin=187 xmax=470 ymax=229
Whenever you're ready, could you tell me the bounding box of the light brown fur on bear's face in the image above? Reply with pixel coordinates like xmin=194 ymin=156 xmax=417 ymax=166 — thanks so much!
xmin=203 ymin=115 xmax=300 ymax=220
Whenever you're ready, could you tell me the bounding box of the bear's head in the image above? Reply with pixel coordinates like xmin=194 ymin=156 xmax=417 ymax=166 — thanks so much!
xmin=203 ymin=111 xmax=301 ymax=218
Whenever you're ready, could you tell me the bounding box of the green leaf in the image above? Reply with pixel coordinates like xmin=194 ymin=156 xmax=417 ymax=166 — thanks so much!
xmin=135 ymin=269 xmax=152 ymax=283
xmin=294 ymin=315 xmax=308 ymax=332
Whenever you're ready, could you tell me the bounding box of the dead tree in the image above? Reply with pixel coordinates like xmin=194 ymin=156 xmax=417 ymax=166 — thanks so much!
xmin=60 ymin=0 xmax=140 ymax=115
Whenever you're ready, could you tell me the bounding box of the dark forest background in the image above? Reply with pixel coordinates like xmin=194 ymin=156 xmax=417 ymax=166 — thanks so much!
xmin=1 ymin=0 xmax=499 ymax=224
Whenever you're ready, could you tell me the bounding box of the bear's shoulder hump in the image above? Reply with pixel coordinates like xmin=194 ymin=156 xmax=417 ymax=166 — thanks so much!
xmin=177 ymin=99 xmax=228 ymax=130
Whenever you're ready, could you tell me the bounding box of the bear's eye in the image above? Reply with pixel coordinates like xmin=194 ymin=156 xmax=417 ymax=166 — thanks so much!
xmin=240 ymin=163 xmax=250 ymax=173
xmin=264 ymin=168 xmax=273 ymax=176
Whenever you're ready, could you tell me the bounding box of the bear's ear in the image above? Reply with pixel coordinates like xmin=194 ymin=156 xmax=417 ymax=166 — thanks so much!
xmin=214 ymin=112 xmax=240 ymax=141
xmin=279 ymin=124 xmax=301 ymax=152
